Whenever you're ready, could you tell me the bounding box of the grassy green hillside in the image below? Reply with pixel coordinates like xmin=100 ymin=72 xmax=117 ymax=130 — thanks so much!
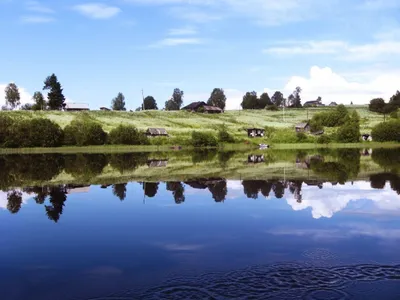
xmin=0 ymin=105 xmax=386 ymax=142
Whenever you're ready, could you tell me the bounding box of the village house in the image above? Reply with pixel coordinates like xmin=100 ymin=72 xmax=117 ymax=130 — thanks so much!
xmin=64 ymin=103 xmax=90 ymax=111
xmin=295 ymin=122 xmax=310 ymax=133
xmin=182 ymin=101 xmax=223 ymax=114
xmin=146 ymin=128 xmax=168 ymax=137
xmin=303 ymin=99 xmax=325 ymax=107
xmin=329 ymin=102 xmax=338 ymax=106
xmin=247 ymin=128 xmax=265 ymax=137
xmin=147 ymin=159 xmax=168 ymax=168
xmin=99 ymin=107 xmax=110 ymax=111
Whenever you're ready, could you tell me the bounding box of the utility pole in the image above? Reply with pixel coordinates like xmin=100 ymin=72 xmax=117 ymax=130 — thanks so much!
xmin=141 ymin=89 xmax=145 ymax=111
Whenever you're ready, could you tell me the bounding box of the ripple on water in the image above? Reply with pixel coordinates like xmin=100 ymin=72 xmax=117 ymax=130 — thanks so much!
xmin=302 ymin=288 xmax=350 ymax=300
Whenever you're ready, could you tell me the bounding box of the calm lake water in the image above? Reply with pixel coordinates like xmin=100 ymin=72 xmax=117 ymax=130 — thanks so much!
xmin=1 ymin=148 xmax=400 ymax=299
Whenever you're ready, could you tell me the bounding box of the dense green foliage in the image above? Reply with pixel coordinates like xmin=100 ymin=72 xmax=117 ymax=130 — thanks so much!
xmin=108 ymin=124 xmax=149 ymax=145
xmin=266 ymin=104 xmax=279 ymax=111
xmin=316 ymin=134 xmax=332 ymax=144
xmin=32 ymin=91 xmax=46 ymax=111
xmin=371 ymin=120 xmax=400 ymax=142
xmin=287 ymin=87 xmax=302 ymax=108
xmin=369 ymin=98 xmax=386 ymax=113
xmin=0 ymin=115 xmax=14 ymax=146
xmin=4 ymin=118 xmax=63 ymax=147
xmin=191 ymin=131 xmax=218 ymax=147
xmin=4 ymin=83 xmax=21 ymax=110
xmin=207 ymin=88 xmax=227 ymax=110
xmin=336 ymin=111 xmax=361 ymax=143
xmin=218 ymin=125 xmax=235 ymax=143
xmin=143 ymin=96 xmax=158 ymax=110
xmin=311 ymin=104 xmax=349 ymax=127
xmin=165 ymin=88 xmax=184 ymax=111
xmin=43 ymin=74 xmax=65 ymax=110
xmin=271 ymin=91 xmax=284 ymax=107
xmin=111 ymin=92 xmax=126 ymax=111
xmin=64 ymin=119 xmax=107 ymax=146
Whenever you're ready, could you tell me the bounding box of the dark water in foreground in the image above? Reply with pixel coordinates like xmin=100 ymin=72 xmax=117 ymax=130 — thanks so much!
xmin=1 ymin=148 xmax=400 ymax=299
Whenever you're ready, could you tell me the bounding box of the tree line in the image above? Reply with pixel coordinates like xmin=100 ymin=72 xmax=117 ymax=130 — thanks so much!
xmin=3 ymin=73 xmax=305 ymax=111
xmin=369 ymin=91 xmax=400 ymax=116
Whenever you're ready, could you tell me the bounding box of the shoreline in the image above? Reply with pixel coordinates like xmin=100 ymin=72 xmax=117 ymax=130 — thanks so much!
xmin=0 ymin=142 xmax=398 ymax=154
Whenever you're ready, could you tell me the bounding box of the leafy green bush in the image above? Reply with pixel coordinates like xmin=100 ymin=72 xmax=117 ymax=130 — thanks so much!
xmin=0 ymin=114 xmax=14 ymax=146
xmin=371 ymin=120 xmax=400 ymax=142
xmin=336 ymin=118 xmax=361 ymax=143
xmin=218 ymin=125 xmax=235 ymax=143
xmin=296 ymin=132 xmax=307 ymax=142
xmin=63 ymin=119 xmax=107 ymax=146
xmin=390 ymin=110 xmax=399 ymax=119
xmin=311 ymin=105 xmax=349 ymax=127
xmin=309 ymin=118 xmax=324 ymax=133
xmin=316 ymin=134 xmax=332 ymax=144
xmin=266 ymin=105 xmax=279 ymax=111
xmin=108 ymin=124 xmax=149 ymax=145
xmin=191 ymin=131 xmax=218 ymax=147
xmin=4 ymin=118 xmax=63 ymax=148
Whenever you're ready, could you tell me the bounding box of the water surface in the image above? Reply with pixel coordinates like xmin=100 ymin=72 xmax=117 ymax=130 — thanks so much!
xmin=1 ymin=148 xmax=400 ymax=299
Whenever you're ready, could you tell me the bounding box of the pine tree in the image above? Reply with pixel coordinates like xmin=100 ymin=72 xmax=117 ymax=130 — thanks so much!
xmin=111 ymin=93 xmax=126 ymax=111
xmin=43 ymin=74 xmax=65 ymax=110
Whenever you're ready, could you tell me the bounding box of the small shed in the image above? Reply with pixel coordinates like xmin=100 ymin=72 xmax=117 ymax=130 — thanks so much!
xmin=100 ymin=107 xmax=110 ymax=111
xmin=247 ymin=128 xmax=265 ymax=137
xmin=64 ymin=103 xmax=89 ymax=111
xmin=147 ymin=159 xmax=168 ymax=168
xmin=295 ymin=122 xmax=310 ymax=133
xmin=146 ymin=128 xmax=168 ymax=137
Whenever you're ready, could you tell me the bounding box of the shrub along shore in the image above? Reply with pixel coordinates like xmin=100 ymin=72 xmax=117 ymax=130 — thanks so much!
xmin=0 ymin=105 xmax=399 ymax=150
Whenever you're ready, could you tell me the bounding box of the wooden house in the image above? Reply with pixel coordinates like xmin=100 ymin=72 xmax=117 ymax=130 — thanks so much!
xmin=100 ymin=107 xmax=110 ymax=111
xmin=64 ymin=103 xmax=89 ymax=111
xmin=295 ymin=122 xmax=310 ymax=133
xmin=182 ymin=102 xmax=223 ymax=114
xmin=329 ymin=102 xmax=338 ymax=106
xmin=147 ymin=159 xmax=168 ymax=168
xmin=146 ymin=128 xmax=168 ymax=137
xmin=247 ymin=128 xmax=265 ymax=137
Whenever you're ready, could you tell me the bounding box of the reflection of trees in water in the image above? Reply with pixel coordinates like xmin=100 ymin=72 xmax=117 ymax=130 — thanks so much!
xmin=208 ymin=180 xmax=227 ymax=202
xmin=23 ymin=186 xmax=49 ymax=204
xmin=166 ymin=182 xmax=185 ymax=204
xmin=192 ymin=150 xmax=217 ymax=164
xmin=310 ymin=149 xmax=360 ymax=184
xmin=64 ymin=154 xmax=108 ymax=181
xmin=218 ymin=151 xmax=236 ymax=169
xmin=289 ymin=180 xmax=303 ymax=203
xmin=143 ymin=182 xmax=159 ymax=198
xmin=370 ymin=173 xmax=400 ymax=194
xmin=45 ymin=186 xmax=67 ymax=223
xmin=112 ymin=183 xmax=127 ymax=201
xmin=241 ymin=180 xmax=283 ymax=199
xmin=372 ymin=148 xmax=400 ymax=173
xmin=109 ymin=153 xmax=148 ymax=174
xmin=7 ymin=190 xmax=22 ymax=214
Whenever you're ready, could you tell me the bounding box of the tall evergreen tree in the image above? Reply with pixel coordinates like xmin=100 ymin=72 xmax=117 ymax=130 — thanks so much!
xmin=271 ymin=91 xmax=284 ymax=107
xmin=111 ymin=92 xmax=126 ymax=111
xmin=4 ymin=83 xmax=21 ymax=110
xmin=207 ymin=88 xmax=226 ymax=110
xmin=43 ymin=74 xmax=66 ymax=110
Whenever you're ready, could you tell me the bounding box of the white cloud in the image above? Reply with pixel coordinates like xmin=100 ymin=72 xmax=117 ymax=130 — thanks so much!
xmin=25 ymin=1 xmax=54 ymax=14
xmin=264 ymin=39 xmax=400 ymax=61
xmin=285 ymin=181 xmax=400 ymax=219
xmin=0 ymin=83 xmax=34 ymax=107
xmin=73 ymin=3 xmax=121 ymax=19
xmin=150 ymin=38 xmax=203 ymax=47
xmin=279 ymin=66 xmax=400 ymax=105
xmin=20 ymin=15 xmax=55 ymax=23
xmin=168 ymin=26 xmax=197 ymax=36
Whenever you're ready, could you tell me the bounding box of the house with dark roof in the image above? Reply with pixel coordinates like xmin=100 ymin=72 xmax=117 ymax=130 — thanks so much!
xmin=100 ymin=107 xmax=110 ymax=111
xmin=295 ymin=122 xmax=310 ymax=132
xmin=146 ymin=128 xmax=168 ymax=137
xmin=329 ymin=102 xmax=338 ymax=106
xmin=247 ymin=128 xmax=265 ymax=137
xmin=182 ymin=102 xmax=223 ymax=113
xmin=304 ymin=100 xmax=325 ymax=107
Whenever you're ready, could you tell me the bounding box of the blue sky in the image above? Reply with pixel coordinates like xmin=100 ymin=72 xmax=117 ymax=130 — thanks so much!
xmin=0 ymin=0 xmax=400 ymax=109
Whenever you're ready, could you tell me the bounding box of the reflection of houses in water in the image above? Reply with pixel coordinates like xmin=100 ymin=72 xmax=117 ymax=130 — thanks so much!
xmin=147 ymin=159 xmax=168 ymax=168
xmin=361 ymin=148 xmax=373 ymax=156
xmin=100 ymin=184 xmax=111 ymax=189
xmin=185 ymin=178 xmax=225 ymax=189
xmin=304 ymin=180 xmax=323 ymax=189
xmin=66 ymin=185 xmax=90 ymax=194
xmin=248 ymin=154 xmax=265 ymax=163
